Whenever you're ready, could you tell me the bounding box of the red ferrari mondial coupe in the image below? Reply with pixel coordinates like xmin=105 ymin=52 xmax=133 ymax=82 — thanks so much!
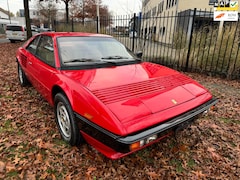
xmin=16 ymin=32 xmax=217 ymax=159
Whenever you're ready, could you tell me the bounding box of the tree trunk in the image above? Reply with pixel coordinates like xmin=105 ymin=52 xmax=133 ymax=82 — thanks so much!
xmin=23 ymin=0 xmax=32 ymax=39
xmin=65 ymin=1 xmax=69 ymax=24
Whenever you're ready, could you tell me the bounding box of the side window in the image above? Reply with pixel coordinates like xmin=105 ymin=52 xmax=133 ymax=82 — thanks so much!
xmin=26 ymin=36 xmax=40 ymax=54
xmin=36 ymin=36 xmax=55 ymax=67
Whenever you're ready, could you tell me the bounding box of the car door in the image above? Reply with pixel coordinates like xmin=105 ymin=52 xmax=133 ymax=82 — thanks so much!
xmin=22 ymin=35 xmax=40 ymax=83
xmin=27 ymin=35 xmax=57 ymax=101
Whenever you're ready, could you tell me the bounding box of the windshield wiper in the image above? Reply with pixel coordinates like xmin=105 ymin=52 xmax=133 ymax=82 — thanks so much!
xmin=100 ymin=60 xmax=118 ymax=65
xmin=64 ymin=57 xmax=139 ymax=66
xmin=101 ymin=56 xmax=129 ymax=60
xmin=64 ymin=58 xmax=95 ymax=63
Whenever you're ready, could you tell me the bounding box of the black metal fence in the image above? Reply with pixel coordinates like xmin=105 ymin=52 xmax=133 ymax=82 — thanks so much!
xmin=54 ymin=8 xmax=240 ymax=79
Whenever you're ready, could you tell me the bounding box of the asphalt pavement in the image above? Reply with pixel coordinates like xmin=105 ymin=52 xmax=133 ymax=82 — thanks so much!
xmin=0 ymin=34 xmax=9 ymax=44
xmin=0 ymin=38 xmax=10 ymax=44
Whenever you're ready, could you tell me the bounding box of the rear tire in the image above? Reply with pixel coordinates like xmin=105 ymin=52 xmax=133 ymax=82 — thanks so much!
xmin=54 ymin=93 xmax=82 ymax=146
xmin=17 ymin=63 xmax=29 ymax=86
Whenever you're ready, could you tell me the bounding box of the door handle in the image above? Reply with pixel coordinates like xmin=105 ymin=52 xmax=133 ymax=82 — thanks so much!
xmin=28 ymin=61 xmax=32 ymax=65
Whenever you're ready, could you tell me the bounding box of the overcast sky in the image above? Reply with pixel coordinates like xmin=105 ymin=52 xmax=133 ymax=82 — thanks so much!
xmin=0 ymin=0 xmax=142 ymax=16
xmin=102 ymin=0 xmax=142 ymax=15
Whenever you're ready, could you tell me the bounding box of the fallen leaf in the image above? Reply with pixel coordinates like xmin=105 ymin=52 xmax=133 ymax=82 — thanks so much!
xmin=52 ymin=174 xmax=56 ymax=180
xmin=86 ymin=167 xmax=97 ymax=177
xmin=36 ymin=153 xmax=43 ymax=162
xmin=192 ymin=170 xmax=206 ymax=178
xmin=6 ymin=163 xmax=15 ymax=173
xmin=13 ymin=155 xmax=21 ymax=165
xmin=0 ymin=161 xmax=5 ymax=173
xmin=147 ymin=171 xmax=159 ymax=178
xmin=25 ymin=170 xmax=36 ymax=180
xmin=6 ymin=114 xmax=13 ymax=119
xmin=207 ymin=147 xmax=221 ymax=161
xmin=65 ymin=173 xmax=73 ymax=180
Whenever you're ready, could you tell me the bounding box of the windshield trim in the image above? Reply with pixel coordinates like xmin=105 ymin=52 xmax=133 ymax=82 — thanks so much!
xmin=59 ymin=59 xmax=141 ymax=70
xmin=56 ymin=36 xmax=140 ymax=70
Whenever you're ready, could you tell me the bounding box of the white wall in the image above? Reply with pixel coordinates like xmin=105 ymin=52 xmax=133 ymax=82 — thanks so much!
xmin=0 ymin=11 xmax=8 ymax=19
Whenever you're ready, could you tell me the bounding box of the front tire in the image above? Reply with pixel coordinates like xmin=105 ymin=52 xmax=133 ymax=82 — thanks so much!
xmin=54 ymin=93 xmax=82 ymax=146
xmin=17 ymin=63 xmax=29 ymax=86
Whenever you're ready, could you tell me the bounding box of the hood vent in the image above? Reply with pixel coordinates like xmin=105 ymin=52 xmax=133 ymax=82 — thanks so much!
xmin=92 ymin=74 xmax=191 ymax=104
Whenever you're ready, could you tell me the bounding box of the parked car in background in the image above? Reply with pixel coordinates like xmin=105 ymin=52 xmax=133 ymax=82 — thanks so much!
xmin=37 ymin=28 xmax=53 ymax=32
xmin=6 ymin=24 xmax=39 ymax=43
xmin=16 ymin=32 xmax=217 ymax=159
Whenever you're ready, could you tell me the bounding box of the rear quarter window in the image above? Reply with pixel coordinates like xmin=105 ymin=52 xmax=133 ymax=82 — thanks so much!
xmin=6 ymin=26 xmax=23 ymax=31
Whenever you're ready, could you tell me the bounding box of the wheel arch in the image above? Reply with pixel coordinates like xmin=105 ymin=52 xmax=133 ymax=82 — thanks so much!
xmin=51 ymin=82 xmax=87 ymax=111
xmin=51 ymin=85 xmax=71 ymax=106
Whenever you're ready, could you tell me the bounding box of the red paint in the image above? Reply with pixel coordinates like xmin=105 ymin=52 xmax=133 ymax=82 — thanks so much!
xmin=16 ymin=32 xmax=215 ymax=159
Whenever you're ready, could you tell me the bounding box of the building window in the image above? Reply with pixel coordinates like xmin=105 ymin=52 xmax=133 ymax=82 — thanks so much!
xmin=160 ymin=27 xmax=166 ymax=36
xmin=162 ymin=27 xmax=166 ymax=36
xmin=146 ymin=10 xmax=151 ymax=18
xmin=143 ymin=0 xmax=150 ymax=6
xmin=158 ymin=1 xmax=164 ymax=14
xmin=152 ymin=7 xmax=157 ymax=16
xmin=165 ymin=0 xmax=177 ymax=9
xmin=153 ymin=26 xmax=156 ymax=34
xmin=209 ymin=0 xmax=217 ymax=5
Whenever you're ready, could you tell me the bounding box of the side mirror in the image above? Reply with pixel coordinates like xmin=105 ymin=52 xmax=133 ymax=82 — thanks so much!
xmin=136 ymin=51 xmax=143 ymax=58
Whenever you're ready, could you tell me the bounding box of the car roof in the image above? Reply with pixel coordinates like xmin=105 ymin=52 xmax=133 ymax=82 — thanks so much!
xmin=39 ymin=32 xmax=113 ymax=38
xmin=6 ymin=24 xmax=23 ymax=26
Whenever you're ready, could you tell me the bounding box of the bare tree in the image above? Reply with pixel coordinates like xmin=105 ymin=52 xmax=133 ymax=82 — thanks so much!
xmin=39 ymin=0 xmax=71 ymax=23
xmin=61 ymin=0 xmax=72 ymax=23
xmin=70 ymin=0 xmax=112 ymax=27
xmin=69 ymin=0 xmax=84 ymax=23
xmin=37 ymin=0 xmax=57 ymax=28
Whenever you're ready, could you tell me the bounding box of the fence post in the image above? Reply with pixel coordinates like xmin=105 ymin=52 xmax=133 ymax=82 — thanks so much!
xmin=53 ymin=20 xmax=56 ymax=32
xmin=96 ymin=16 xmax=99 ymax=33
xmin=217 ymin=21 xmax=224 ymax=42
xmin=185 ymin=8 xmax=196 ymax=72
xmin=71 ymin=18 xmax=74 ymax=32
xmin=132 ymin=13 xmax=136 ymax=52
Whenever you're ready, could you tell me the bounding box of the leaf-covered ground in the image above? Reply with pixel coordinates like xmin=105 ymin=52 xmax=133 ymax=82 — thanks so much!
xmin=0 ymin=42 xmax=239 ymax=179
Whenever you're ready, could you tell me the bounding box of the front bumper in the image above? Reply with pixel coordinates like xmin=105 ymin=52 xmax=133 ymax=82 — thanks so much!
xmin=76 ymin=98 xmax=217 ymax=158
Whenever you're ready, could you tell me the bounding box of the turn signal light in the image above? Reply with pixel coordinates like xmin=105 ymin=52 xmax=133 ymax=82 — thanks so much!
xmin=129 ymin=140 xmax=144 ymax=151
xmin=129 ymin=135 xmax=158 ymax=151
xmin=202 ymin=105 xmax=218 ymax=116
xmin=210 ymin=105 xmax=217 ymax=111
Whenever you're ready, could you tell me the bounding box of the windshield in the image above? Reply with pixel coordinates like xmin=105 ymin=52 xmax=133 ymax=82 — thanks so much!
xmin=57 ymin=36 xmax=138 ymax=68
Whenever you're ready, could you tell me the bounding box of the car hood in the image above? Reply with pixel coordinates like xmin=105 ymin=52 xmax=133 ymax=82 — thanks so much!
xmin=63 ymin=62 xmax=211 ymax=133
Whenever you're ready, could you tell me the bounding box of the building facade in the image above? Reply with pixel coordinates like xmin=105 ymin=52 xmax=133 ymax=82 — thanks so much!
xmin=0 ymin=9 xmax=18 ymax=33
xmin=141 ymin=0 xmax=239 ymax=44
